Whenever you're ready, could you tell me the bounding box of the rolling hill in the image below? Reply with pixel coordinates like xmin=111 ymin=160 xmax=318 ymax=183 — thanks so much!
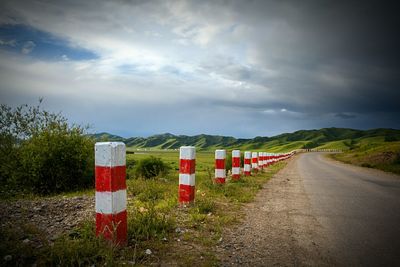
xmin=90 ymin=128 xmax=400 ymax=174
xmin=90 ymin=128 xmax=400 ymax=152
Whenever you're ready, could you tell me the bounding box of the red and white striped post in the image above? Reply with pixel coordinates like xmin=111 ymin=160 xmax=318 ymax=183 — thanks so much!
xmin=232 ymin=150 xmax=241 ymax=180
xmin=95 ymin=142 xmax=127 ymax=245
xmin=252 ymin=152 xmax=259 ymax=173
xmin=269 ymin=153 xmax=274 ymax=165
xmin=215 ymin=149 xmax=226 ymax=184
xmin=258 ymin=152 xmax=264 ymax=171
xmin=244 ymin=151 xmax=251 ymax=176
xmin=263 ymin=152 xmax=268 ymax=168
xmin=260 ymin=152 xmax=265 ymax=169
xmin=179 ymin=146 xmax=196 ymax=204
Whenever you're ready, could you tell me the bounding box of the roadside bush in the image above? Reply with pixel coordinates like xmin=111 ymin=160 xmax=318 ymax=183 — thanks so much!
xmin=18 ymin=125 xmax=94 ymax=194
xmin=303 ymin=141 xmax=320 ymax=149
xmin=0 ymin=101 xmax=94 ymax=195
xmin=132 ymin=156 xmax=170 ymax=179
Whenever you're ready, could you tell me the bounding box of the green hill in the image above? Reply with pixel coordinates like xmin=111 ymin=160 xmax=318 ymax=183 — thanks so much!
xmin=90 ymin=128 xmax=400 ymax=152
xmin=90 ymin=128 xmax=400 ymax=174
xmin=90 ymin=132 xmax=125 ymax=142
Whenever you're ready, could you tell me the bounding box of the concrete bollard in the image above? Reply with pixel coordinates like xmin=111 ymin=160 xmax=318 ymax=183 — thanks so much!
xmin=232 ymin=150 xmax=241 ymax=180
xmin=252 ymin=152 xmax=259 ymax=173
xmin=268 ymin=153 xmax=274 ymax=166
xmin=95 ymin=142 xmax=127 ymax=245
xmin=179 ymin=146 xmax=196 ymax=204
xmin=264 ymin=152 xmax=268 ymax=167
xmin=244 ymin=151 xmax=252 ymax=176
xmin=261 ymin=152 xmax=267 ymax=168
xmin=215 ymin=149 xmax=226 ymax=184
xmin=258 ymin=152 xmax=263 ymax=171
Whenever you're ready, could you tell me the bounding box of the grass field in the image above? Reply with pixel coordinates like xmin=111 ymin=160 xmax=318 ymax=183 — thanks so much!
xmin=329 ymin=139 xmax=400 ymax=175
xmin=1 ymin=150 xmax=287 ymax=266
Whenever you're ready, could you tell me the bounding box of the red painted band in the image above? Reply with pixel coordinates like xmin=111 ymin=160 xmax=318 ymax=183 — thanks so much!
xmin=214 ymin=178 xmax=225 ymax=184
xmin=96 ymin=210 xmax=127 ymax=245
xmin=232 ymin=157 xmax=240 ymax=167
xmin=95 ymin=166 xmax=126 ymax=192
xmin=180 ymin=159 xmax=195 ymax=174
xmin=244 ymin=171 xmax=251 ymax=176
xmin=244 ymin=158 xmax=251 ymax=164
xmin=179 ymin=184 xmax=195 ymax=203
xmin=215 ymin=159 xmax=225 ymax=169
xmin=232 ymin=174 xmax=240 ymax=180
xmin=252 ymin=158 xmax=258 ymax=163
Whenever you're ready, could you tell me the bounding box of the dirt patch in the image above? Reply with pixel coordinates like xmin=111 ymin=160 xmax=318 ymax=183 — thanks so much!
xmin=365 ymin=151 xmax=397 ymax=164
xmin=217 ymin=156 xmax=335 ymax=266
xmin=0 ymin=195 xmax=94 ymax=241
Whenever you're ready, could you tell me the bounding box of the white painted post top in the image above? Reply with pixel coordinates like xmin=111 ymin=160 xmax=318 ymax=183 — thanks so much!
xmin=95 ymin=142 xmax=126 ymax=167
xmin=232 ymin=150 xmax=240 ymax=157
xmin=180 ymin=146 xmax=196 ymax=159
xmin=244 ymin=151 xmax=252 ymax=158
xmin=252 ymin=152 xmax=258 ymax=158
xmin=215 ymin=149 xmax=226 ymax=159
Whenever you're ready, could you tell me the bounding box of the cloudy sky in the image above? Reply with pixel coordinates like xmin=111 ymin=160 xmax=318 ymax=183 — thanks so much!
xmin=0 ymin=0 xmax=399 ymax=138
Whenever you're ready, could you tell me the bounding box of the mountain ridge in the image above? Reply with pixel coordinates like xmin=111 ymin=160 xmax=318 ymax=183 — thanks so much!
xmin=89 ymin=127 xmax=400 ymax=152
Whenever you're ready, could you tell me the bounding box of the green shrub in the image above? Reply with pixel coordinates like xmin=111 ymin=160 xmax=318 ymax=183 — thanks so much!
xmin=133 ymin=156 xmax=170 ymax=179
xmin=303 ymin=141 xmax=320 ymax=149
xmin=0 ymin=101 xmax=94 ymax=195
xmin=18 ymin=126 xmax=94 ymax=194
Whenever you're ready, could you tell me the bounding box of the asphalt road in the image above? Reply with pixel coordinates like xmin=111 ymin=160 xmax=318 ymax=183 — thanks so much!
xmin=297 ymin=153 xmax=400 ymax=266
xmin=220 ymin=152 xmax=400 ymax=266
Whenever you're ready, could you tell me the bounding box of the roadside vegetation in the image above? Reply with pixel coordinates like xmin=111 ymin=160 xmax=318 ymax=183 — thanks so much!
xmin=0 ymin=101 xmax=288 ymax=266
xmin=328 ymin=137 xmax=400 ymax=175
xmin=0 ymin=100 xmax=94 ymax=198
xmin=3 ymin=102 xmax=398 ymax=265
xmin=1 ymin=149 xmax=286 ymax=265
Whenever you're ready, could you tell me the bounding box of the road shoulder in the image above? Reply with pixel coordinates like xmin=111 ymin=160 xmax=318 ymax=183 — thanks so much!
xmin=217 ymin=155 xmax=335 ymax=266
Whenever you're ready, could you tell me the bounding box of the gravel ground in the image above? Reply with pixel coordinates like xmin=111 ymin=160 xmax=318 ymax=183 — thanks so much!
xmin=0 ymin=195 xmax=94 ymax=241
xmin=217 ymin=155 xmax=335 ymax=266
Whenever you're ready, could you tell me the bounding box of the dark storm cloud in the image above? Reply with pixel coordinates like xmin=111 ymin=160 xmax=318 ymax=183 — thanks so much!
xmin=0 ymin=0 xmax=399 ymax=137
xmin=335 ymin=113 xmax=356 ymax=120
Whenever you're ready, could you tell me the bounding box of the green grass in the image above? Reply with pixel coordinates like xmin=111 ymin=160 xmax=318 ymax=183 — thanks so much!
xmin=331 ymin=140 xmax=400 ymax=174
xmin=316 ymin=139 xmax=352 ymax=150
xmin=1 ymin=151 xmax=287 ymax=266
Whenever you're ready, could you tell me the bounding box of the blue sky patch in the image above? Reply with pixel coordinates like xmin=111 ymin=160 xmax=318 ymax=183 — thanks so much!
xmin=0 ymin=24 xmax=98 ymax=61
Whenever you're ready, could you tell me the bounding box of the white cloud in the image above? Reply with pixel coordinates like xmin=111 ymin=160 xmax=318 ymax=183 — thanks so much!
xmin=0 ymin=39 xmax=16 ymax=46
xmin=21 ymin=40 xmax=35 ymax=54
